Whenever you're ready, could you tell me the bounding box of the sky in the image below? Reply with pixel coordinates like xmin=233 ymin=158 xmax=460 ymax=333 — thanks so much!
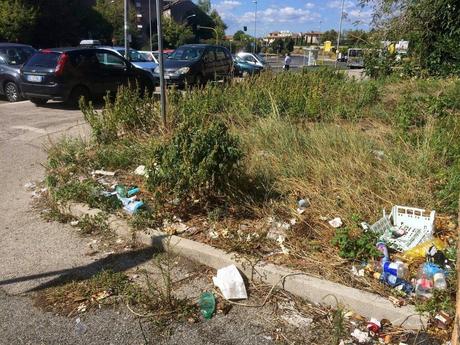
xmin=201 ymin=0 xmax=374 ymax=36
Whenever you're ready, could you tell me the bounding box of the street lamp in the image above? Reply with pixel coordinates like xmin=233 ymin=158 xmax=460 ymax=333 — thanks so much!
xmin=156 ymin=0 xmax=166 ymax=126
xmin=253 ymin=0 xmax=257 ymax=54
xmin=124 ymin=0 xmax=129 ymax=60
xmin=149 ymin=0 xmax=152 ymax=52
xmin=335 ymin=0 xmax=345 ymax=68
xmin=197 ymin=25 xmax=219 ymax=45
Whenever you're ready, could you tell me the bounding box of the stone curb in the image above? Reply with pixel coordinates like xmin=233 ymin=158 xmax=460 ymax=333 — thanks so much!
xmin=63 ymin=202 xmax=426 ymax=329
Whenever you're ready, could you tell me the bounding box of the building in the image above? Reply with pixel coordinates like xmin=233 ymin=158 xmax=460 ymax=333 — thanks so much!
xmin=264 ymin=31 xmax=322 ymax=46
xmin=302 ymin=31 xmax=321 ymax=45
xmin=132 ymin=0 xmax=214 ymax=46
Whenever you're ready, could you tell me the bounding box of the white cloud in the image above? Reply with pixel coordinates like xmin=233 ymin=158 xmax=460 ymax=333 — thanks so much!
xmin=346 ymin=9 xmax=373 ymax=23
xmin=305 ymin=2 xmax=315 ymax=9
xmin=213 ymin=0 xmax=242 ymax=12
xmin=327 ymin=0 xmax=355 ymax=9
xmin=238 ymin=6 xmax=319 ymax=24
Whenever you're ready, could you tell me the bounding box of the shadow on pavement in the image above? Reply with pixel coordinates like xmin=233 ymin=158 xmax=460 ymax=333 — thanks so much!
xmin=0 ymin=245 xmax=163 ymax=293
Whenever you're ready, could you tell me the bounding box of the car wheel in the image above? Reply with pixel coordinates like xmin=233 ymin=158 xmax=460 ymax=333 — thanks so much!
xmin=4 ymin=82 xmax=22 ymax=102
xmin=67 ymin=86 xmax=90 ymax=109
xmin=30 ymin=98 xmax=48 ymax=106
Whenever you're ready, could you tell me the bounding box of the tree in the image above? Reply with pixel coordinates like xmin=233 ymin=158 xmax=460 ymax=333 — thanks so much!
xmin=363 ymin=0 xmax=460 ymax=75
xmin=197 ymin=0 xmax=211 ymax=14
xmin=344 ymin=29 xmax=369 ymax=46
xmin=320 ymin=29 xmax=338 ymax=44
xmin=93 ymin=0 xmax=137 ymax=44
xmin=163 ymin=17 xmax=194 ymax=48
xmin=233 ymin=30 xmax=250 ymax=41
xmin=210 ymin=9 xmax=227 ymax=40
xmin=0 ymin=0 xmax=37 ymax=42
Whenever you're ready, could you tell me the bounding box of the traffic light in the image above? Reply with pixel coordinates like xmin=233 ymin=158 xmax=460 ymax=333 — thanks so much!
xmin=243 ymin=26 xmax=247 ymax=32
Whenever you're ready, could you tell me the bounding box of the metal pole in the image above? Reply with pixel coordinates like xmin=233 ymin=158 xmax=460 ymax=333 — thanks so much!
xmin=215 ymin=28 xmax=219 ymax=45
xmin=335 ymin=0 xmax=345 ymax=68
xmin=253 ymin=0 xmax=257 ymax=54
xmin=156 ymin=0 xmax=166 ymax=126
xmin=149 ymin=0 xmax=153 ymax=52
xmin=124 ymin=0 xmax=129 ymax=60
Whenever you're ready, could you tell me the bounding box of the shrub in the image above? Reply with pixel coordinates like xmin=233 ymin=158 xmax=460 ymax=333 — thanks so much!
xmin=147 ymin=116 xmax=243 ymax=197
xmin=332 ymin=227 xmax=380 ymax=260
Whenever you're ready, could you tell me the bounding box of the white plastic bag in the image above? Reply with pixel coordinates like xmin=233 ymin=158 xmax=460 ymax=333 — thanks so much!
xmin=212 ymin=265 xmax=248 ymax=300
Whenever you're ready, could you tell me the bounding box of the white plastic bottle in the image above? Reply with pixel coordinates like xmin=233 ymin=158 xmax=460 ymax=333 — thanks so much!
xmin=433 ymin=272 xmax=447 ymax=290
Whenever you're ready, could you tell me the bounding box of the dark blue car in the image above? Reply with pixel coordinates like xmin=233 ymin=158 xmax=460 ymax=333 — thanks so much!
xmin=232 ymin=55 xmax=263 ymax=77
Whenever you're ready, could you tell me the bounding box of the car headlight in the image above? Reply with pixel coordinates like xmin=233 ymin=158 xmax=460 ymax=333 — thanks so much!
xmin=154 ymin=66 xmax=160 ymax=74
xmin=175 ymin=67 xmax=190 ymax=75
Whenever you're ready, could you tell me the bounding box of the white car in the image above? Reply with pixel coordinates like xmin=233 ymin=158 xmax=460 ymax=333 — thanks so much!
xmin=236 ymin=52 xmax=267 ymax=68
xmin=100 ymin=46 xmax=158 ymax=73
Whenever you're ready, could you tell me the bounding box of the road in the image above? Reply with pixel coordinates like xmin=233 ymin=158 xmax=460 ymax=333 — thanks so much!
xmin=0 ymin=100 xmax=312 ymax=345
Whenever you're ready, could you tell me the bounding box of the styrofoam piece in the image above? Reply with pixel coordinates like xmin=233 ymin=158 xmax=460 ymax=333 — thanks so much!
xmin=212 ymin=264 xmax=248 ymax=300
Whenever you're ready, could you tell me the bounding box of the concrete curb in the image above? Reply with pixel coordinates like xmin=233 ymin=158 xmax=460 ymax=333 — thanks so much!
xmin=64 ymin=202 xmax=426 ymax=329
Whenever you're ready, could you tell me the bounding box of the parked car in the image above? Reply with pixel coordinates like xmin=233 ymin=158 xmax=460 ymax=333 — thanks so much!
xmin=232 ymin=55 xmax=263 ymax=77
xmin=0 ymin=43 xmax=36 ymax=102
xmin=20 ymin=47 xmax=155 ymax=107
xmin=235 ymin=52 xmax=267 ymax=68
xmin=152 ymin=44 xmax=233 ymax=87
xmin=138 ymin=51 xmax=159 ymax=64
xmin=101 ymin=46 xmax=158 ymax=73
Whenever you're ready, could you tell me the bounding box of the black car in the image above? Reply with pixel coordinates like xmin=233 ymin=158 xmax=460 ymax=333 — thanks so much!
xmin=20 ymin=47 xmax=155 ymax=107
xmin=0 ymin=43 xmax=36 ymax=102
xmin=153 ymin=44 xmax=233 ymax=87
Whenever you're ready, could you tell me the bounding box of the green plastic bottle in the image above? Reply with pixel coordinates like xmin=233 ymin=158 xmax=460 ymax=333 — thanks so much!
xmin=199 ymin=292 xmax=215 ymax=319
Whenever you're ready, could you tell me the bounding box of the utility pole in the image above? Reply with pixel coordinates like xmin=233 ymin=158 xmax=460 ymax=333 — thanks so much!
xmin=149 ymin=0 xmax=153 ymax=52
xmin=156 ymin=0 xmax=166 ymax=126
xmin=335 ymin=0 xmax=345 ymax=68
xmin=124 ymin=0 xmax=129 ymax=60
xmin=253 ymin=0 xmax=257 ymax=54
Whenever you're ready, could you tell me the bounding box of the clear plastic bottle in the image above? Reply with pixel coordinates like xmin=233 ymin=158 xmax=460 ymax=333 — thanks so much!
xmin=433 ymin=272 xmax=447 ymax=290
xmin=415 ymin=273 xmax=433 ymax=298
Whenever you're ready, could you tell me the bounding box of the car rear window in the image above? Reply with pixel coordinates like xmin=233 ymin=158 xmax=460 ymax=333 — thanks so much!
xmin=25 ymin=52 xmax=60 ymax=68
xmin=0 ymin=46 xmax=36 ymax=66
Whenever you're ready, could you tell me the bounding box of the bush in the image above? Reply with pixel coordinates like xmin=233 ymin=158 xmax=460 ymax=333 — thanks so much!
xmin=332 ymin=227 xmax=380 ymax=260
xmin=147 ymin=116 xmax=243 ymax=197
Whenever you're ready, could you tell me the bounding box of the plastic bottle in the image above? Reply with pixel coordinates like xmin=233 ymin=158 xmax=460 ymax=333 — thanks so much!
xmin=376 ymin=242 xmax=389 ymax=260
xmin=433 ymin=272 xmax=447 ymax=290
xmin=199 ymin=292 xmax=216 ymax=320
xmin=377 ymin=272 xmax=413 ymax=294
xmin=382 ymin=260 xmax=407 ymax=279
xmin=415 ymin=273 xmax=433 ymax=298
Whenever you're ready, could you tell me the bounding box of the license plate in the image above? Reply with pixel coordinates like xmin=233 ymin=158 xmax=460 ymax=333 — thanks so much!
xmin=26 ymin=75 xmax=43 ymax=82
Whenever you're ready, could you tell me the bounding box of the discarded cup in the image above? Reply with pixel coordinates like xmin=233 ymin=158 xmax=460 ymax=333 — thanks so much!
xmin=199 ymin=292 xmax=216 ymax=320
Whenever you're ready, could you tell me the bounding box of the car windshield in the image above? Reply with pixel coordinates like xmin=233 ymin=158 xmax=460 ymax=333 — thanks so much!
xmin=255 ymin=54 xmax=266 ymax=64
xmin=0 ymin=46 xmax=36 ymax=66
xmin=168 ymin=47 xmax=204 ymax=61
xmin=117 ymin=49 xmax=149 ymax=62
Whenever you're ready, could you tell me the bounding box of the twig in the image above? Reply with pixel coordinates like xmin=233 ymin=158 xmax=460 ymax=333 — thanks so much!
xmin=138 ymin=319 xmax=149 ymax=345
xmin=125 ymin=301 xmax=178 ymax=318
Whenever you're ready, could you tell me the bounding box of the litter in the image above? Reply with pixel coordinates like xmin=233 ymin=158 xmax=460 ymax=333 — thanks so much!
xmin=75 ymin=317 xmax=87 ymax=335
xmin=24 ymin=181 xmax=36 ymax=190
xmin=328 ymin=217 xmax=343 ymax=228
xmin=92 ymin=170 xmax=115 ymax=176
xmin=199 ymin=292 xmax=216 ymax=319
xmin=351 ymin=329 xmax=370 ymax=343
xmin=434 ymin=311 xmax=452 ymax=329
xmin=403 ymin=238 xmax=445 ymax=261
xmin=212 ymin=264 xmax=248 ymax=300
xmin=134 ymin=165 xmax=149 ymax=177
xmin=370 ymin=205 xmax=436 ymax=252
xmin=77 ymin=303 xmax=87 ymax=313
xmin=366 ymin=318 xmax=381 ymax=335
xmin=70 ymin=220 xmax=79 ymax=226
xmin=351 ymin=266 xmax=365 ymax=277
xmin=297 ymin=198 xmax=309 ymax=214
xmin=102 ymin=185 xmax=144 ymax=214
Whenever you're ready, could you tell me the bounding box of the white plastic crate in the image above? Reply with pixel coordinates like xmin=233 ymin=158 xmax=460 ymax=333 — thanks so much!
xmin=370 ymin=205 xmax=435 ymax=252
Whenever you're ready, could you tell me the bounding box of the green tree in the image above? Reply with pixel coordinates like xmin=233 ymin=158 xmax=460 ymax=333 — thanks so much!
xmin=344 ymin=29 xmax=369 ymax=46
xmin=210 ymin=9 xmax=227 ymax=40
xmin=320 ymin=29 xmax=338 ymax=44
xmin=0 ymin=0 xmax=37 ymax=42
xmin=93 ymin=0 xmax=137 ymax=44
xmin=364 ymin=0 xmax=460 ymax=75
xmin=197 ymin=0 xmax=211 ymax=14
xmin=163 ymin=16 xmax=194 ymax=48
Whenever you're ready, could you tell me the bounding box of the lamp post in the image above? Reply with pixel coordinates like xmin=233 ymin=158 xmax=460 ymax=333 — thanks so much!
xmin=335 ymin=0 xmax=345 ymax=68
xmin=156 ymin=0 xmax=166 ymax=126
xmin=124 ymin=0 xmax=129 ymax=60
xmin=253 ymin=0 xmax=257 ymax=54
xmin=197 ymin=25 xmax=219 ymax=45
xmin=149 ymin=0 xmax=153 ymax=52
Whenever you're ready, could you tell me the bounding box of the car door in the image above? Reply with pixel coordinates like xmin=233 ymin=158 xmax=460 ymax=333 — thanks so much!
xmin=95 ymin=50 xmax=129 ymax=94
xmin=202 ymin=48 xmax=216 ymax=80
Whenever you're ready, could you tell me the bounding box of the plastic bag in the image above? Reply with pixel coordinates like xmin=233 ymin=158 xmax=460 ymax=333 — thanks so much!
xmin=403 ymin=238 xmax=445 ymax=260
xmin=212 ymin=265 xmax=247 ymax=300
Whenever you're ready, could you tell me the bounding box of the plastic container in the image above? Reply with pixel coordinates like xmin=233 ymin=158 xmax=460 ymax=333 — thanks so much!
xmin=199 ymin=292 xmax=216 ymax=320
xmin=376 ymin=242 xmax=389 ymax=260
xmin=422 ymin=262 xmax=444 ymax=278
xmin=382 ymin=260 xmax=407 ymax=278
xmin=415 ymin=274 xmax=433 ymax=298
xmin=379 ymin=272 xmax=413 ymax=294
xmin=433 ymin=272 xmax=447 ymax=290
